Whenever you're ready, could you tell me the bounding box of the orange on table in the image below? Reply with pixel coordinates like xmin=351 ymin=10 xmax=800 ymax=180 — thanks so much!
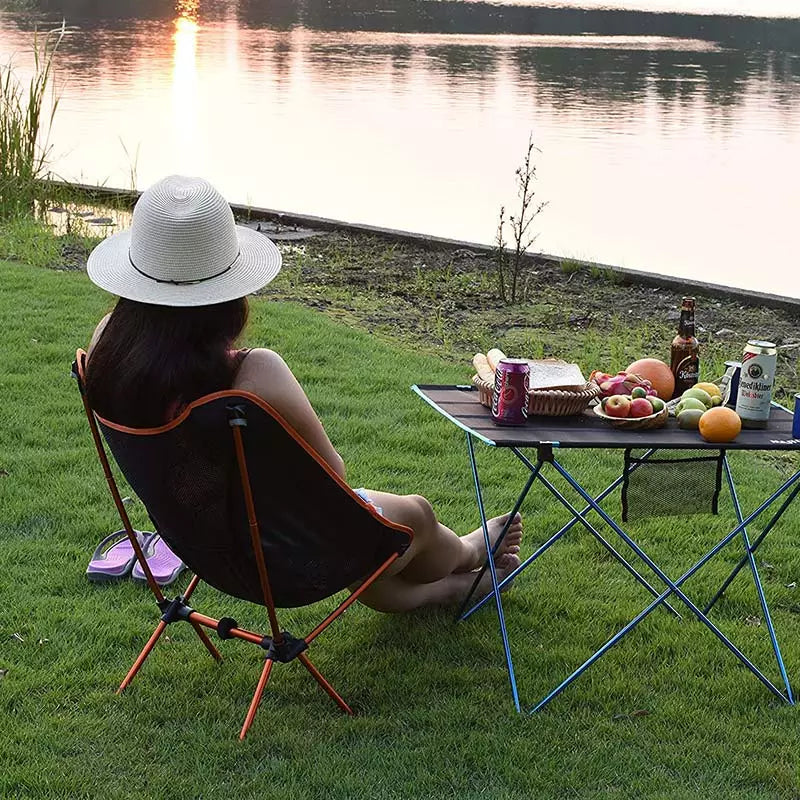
xmin=698 ymin=407 xmax=742 ymax=443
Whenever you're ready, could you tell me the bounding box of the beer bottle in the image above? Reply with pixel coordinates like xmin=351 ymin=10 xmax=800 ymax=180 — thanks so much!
xmin=670 ymin=297 xmax=700 ymax=398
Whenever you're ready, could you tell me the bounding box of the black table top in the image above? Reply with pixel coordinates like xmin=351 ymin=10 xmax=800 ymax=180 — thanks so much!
xmin=413 ymin=385 xmax=800 ymax=451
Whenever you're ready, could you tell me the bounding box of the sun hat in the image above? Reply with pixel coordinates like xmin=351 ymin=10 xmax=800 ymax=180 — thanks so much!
xmin=86 ymin=175 xmax=281 ymax=306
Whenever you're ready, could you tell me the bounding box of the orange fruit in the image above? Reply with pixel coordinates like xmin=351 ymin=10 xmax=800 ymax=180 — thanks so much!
xmin=698 ymin=407 xmax=742 ymax=443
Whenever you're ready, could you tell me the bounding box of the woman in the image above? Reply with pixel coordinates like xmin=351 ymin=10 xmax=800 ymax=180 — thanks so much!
xmin=85 ymin=175 xmax=522 ymax=612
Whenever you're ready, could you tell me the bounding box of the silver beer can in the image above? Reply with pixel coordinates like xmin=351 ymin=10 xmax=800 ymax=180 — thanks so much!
xmin=735 ymin=340 xmax=777 ymax=429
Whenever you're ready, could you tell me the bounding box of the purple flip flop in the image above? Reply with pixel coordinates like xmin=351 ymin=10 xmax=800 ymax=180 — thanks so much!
xmin=86 ymin=530 xmax=155 ymax=583
xmin=131 ymin=534 xmax=186 ymax=587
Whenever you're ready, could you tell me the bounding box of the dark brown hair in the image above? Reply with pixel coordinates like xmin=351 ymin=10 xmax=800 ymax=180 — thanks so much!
xmin=86 ymin=296 xmax=249 ymax=427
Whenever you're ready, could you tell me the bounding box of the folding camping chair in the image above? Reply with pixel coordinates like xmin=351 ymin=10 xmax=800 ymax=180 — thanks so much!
xmin=72 ymin=350 xmax=412 ymax=739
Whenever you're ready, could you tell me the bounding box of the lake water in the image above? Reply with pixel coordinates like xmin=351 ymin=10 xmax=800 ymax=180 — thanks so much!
xmin=1 ymin=1 xmax=799 ymax=298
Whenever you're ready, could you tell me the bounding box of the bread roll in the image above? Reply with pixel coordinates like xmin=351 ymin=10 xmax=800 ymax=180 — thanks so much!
xmin=486 ymin=348 xmax=506 ymax=371
xmin=472 ymin=353 xmax=495 ymax=384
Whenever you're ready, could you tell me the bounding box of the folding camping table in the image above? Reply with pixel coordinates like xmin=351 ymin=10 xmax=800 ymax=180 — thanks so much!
xmin=412 ymin=384 xmax=800 ymax=713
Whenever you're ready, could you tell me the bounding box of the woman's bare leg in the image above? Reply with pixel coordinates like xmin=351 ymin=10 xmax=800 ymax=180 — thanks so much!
xmin=361 ymin=490 xmax=523 ymax=584
xmin=357 ymin=555 xmax=522 ymax=613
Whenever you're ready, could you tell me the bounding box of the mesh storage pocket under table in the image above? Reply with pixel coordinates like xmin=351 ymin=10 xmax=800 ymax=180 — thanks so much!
xmin=621 ymin=448 xmax=725 ymax=522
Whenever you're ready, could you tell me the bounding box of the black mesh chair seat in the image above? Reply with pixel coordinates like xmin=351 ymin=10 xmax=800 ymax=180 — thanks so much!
xmin=99 ymin=394 xmax=409 ymax=607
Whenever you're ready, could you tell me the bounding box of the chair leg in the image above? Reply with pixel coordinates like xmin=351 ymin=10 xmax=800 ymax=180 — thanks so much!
xmin=240 ymin=658 xmax=274 ymax=740
xmin=117 ymin=620 xmax=168 ymax=694
xmin=298 ymin=652 xmax=353 ymax=715
xmin=191 ymin=622 xmax=223 ymax=662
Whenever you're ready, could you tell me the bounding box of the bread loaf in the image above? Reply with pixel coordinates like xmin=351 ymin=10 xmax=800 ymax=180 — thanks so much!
xmin=472 ymin=353 xmax=495 ymax=384
xmin=486 ymin=348 xmax=506 ymax=371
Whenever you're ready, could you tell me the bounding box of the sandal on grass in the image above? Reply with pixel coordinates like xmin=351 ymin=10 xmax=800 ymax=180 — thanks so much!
xmin=131 ymin=534 xmax=186 ymax=587
xmin=86 ymin=530 xmax=156 ymax=583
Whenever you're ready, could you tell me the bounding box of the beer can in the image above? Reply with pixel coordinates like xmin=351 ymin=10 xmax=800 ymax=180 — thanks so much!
xmin=491 ymin=358 xmax=529 ymax=426
xmin=793 ymin=393 xmax=800 ymax=439
xmin=735 ymin=340 xmax=777 ymax=429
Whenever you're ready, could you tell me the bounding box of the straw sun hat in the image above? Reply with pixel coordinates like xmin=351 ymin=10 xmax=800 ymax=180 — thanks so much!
xmin=87 ymin=175 xmax=281 ymax=306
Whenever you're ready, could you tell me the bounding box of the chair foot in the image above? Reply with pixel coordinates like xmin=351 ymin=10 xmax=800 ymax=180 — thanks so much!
xmin=117 ymin=620 xmax=168 ymax=694
xmin=240 ymin=658 xmax=274 ymax=740
xmin=298 ymin=652 xmax=353 ymax=715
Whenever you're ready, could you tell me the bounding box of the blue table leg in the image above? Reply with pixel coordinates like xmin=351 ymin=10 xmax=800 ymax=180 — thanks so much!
xmin=457 ymin=456 xmax=541 ymax=620
xmin=721 ymin=456 xmax=794 ymax=703
xmin=530 ymin=462 xmax=800 ymax=712
xmin=704 ymin=481 xmax=800 ymax=615
xmin=465 ymin=432 xmax=521 ymax=712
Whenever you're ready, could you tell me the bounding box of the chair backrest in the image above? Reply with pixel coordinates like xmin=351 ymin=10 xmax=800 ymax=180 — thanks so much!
xmin=79 ymin=358 xmax=411 ymax=608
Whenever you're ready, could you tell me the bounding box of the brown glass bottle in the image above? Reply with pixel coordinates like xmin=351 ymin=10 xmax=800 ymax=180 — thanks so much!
xmin=670 ymin=297 xmax=700 ymax=398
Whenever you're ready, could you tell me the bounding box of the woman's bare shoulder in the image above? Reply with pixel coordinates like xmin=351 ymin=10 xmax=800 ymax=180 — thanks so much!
xmin=232 ymin=348 xmax=290 ymax=390
xmin=87 ymin=313 xmax=112 ymax=357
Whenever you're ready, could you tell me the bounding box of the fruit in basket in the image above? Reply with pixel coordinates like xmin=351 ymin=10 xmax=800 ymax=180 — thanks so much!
xmin=675 ymin=397 xmax=707 ymax=415
xmin=699 ymin=407 xmax=742 ymax=443
xmin=604 ymin=395 xmax=631 ymax=418
xmin=681 ymin=387 xmax=714 ymax=408
xmin=629 ymin=398 xmax=653 ymax=418
xmin=677 ymin=408 xmax=704 ymax=430
xmin=625 ymin=358 xmax=675 ymax=400
xmin=592 ymin=371 xmax=653 ymax=399
xmin=631 ymin=386 xmax=648 ymax=399
xmin=648 ymin=397 xmax=665 ymax=413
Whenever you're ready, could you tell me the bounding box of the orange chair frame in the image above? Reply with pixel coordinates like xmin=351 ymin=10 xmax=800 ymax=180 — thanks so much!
xmin=73 ymin=350 xmax=412 ymax=739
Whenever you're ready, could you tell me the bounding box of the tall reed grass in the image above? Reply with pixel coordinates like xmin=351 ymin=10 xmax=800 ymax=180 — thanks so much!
xmin=0 ymin=24 xmax=64 ymax=220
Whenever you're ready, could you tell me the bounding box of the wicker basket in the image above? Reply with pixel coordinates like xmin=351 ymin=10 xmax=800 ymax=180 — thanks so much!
xmin=472 ymin=374 xmax=601 ymax=417
xmin=592 ymin=403 xmax=669 ymax=430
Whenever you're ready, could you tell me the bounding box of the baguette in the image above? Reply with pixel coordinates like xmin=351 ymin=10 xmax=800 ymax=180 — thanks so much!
xmin=486 ymin=348 xmax=506 ymax=371
xmin=472 ymin=353 xmax=495 ymax=384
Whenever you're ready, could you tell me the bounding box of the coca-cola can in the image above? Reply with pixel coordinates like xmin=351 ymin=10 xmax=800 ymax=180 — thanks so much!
xmin=491 ymin=358 xmax=530 ymax=426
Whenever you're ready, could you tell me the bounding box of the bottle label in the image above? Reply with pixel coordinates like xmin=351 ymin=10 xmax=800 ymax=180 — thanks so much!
xmin=675 ymin=355 xmax=699 ymax=385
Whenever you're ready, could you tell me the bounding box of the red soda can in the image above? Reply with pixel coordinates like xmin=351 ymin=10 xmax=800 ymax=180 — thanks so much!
xmin=491 ymin=358 xmax=530 ymax=426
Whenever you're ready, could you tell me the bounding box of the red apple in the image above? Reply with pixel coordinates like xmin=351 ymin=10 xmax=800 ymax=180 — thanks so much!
xmin=629 ymin=398 xmax=653 ymax=418
xmin=604 ymin=395 xmax=631 ymax=418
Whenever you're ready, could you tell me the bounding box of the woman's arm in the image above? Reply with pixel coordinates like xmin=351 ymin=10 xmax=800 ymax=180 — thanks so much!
xmin=232 ymin=348 xmax=346 ymax=480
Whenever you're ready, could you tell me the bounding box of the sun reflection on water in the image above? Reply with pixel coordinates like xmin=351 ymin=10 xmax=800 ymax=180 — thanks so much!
xmin=175 ymin=0 xmax=199 ymax=23
xmin=172 ymin=1 xmax=200 ymax=170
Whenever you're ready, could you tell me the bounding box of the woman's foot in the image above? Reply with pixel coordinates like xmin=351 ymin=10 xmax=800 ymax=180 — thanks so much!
xmin=460 ymin=512 xmax=523 ymax=572
xmin=460 ymin=552 xmax=521 ymax=599
xmin=355 ymin=554 xmax=523 ymax=613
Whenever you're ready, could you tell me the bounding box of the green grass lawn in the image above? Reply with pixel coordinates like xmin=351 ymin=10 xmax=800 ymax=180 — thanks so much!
xmin=3 ymin=259 xmax=800 ymax=799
